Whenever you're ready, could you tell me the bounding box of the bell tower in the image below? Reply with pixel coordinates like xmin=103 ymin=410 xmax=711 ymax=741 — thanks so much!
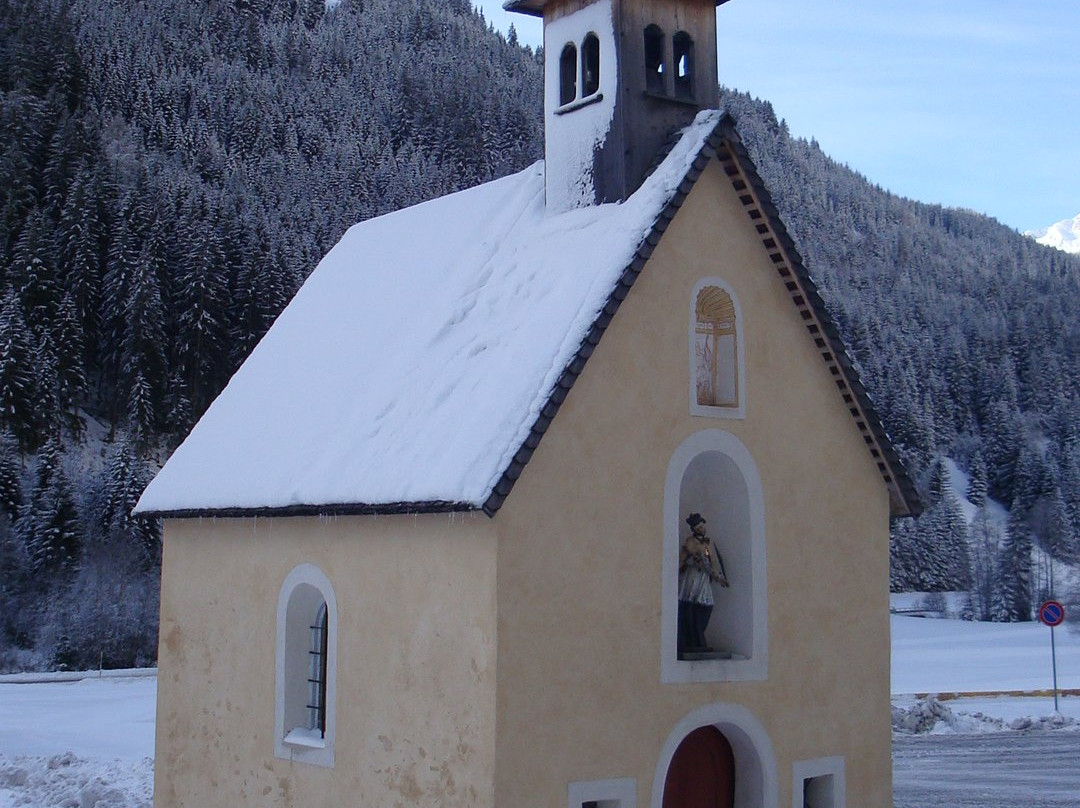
xmin=506 ymin=0 xmax=733 ymax=213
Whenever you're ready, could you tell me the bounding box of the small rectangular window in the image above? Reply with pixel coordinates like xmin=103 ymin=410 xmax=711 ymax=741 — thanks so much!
xmin=793 ymin=757 xmax=844 ymax=808
xmin=804 ymin=775 xmax=832 ymax=808
xmin=569 ymin=778 xmax=635 ymax=808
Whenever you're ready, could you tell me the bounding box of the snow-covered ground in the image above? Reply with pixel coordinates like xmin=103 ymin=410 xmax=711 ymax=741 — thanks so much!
xmin=1 ymin=615 xmax=1078 ymax=806
xmin=0 ymin=674 xmax=155 ymax=808
xmin=892 ymin=612 xmax=1080 ymax=735
xmin=892 ymin=612 xmax=1080 ymax=695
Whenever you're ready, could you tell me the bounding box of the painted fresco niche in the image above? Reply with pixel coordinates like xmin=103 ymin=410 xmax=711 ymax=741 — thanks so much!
xmin=663 ymin=430 xmax=766 ymax=684
xmin=690 ymin=280 xmax=745 ymax=419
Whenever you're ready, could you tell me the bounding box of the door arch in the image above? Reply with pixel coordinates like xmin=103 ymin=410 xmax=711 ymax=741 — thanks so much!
xmin=662 ymin=726 xmax=735 ymax=808
xmin=651 ymin=703 xmax=778 ymax=808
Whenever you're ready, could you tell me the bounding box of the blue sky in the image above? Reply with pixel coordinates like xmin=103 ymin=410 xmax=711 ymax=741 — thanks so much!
xmin=477 ymin=0 xmax=1079 ymax=233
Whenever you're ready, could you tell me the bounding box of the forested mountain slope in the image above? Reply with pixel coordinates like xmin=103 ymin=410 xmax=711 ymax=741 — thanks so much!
xmin=722 ymin=91 xmax=1080 ymax=615
xmin=0 ymin=0 xmax=543 ymax=670
xmin=1 ymin=0 xmax=1076 ymax=670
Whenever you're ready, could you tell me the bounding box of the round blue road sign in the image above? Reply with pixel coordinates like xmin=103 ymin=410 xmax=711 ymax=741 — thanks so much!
xmin=1038 ymin=600 xmax=1065 ymax=627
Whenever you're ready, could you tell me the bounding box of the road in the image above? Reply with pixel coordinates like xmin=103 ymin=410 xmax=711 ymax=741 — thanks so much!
xmin=893 ymin=731 xmax=1080 ymax=807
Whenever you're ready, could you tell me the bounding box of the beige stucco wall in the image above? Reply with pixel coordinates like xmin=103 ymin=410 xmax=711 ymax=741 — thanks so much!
xmin=493 ymin=157 xmax=893 ymax=807
xmin=154 ymin=512 xmax=497 ymax=808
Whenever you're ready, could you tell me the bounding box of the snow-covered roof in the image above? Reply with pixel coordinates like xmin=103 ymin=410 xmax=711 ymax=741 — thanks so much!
xmin=137 ymin=112 xmax=732 ymax=516
xmin=137 ymin=109 xmax=918 ymax=518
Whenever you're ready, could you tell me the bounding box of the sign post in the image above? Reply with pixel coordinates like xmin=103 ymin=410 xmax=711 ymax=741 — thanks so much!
xmin=1038 ymin=600 xmax=1066 ymax=713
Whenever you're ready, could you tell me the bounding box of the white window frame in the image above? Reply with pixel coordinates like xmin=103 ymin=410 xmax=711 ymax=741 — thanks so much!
xmin=275 ymin=562 xmax=338 ymax=767
xmin=569 ymin=777 xmax=636 ymax=808
xmin=792 ymin=757 xmax=845 ymax=808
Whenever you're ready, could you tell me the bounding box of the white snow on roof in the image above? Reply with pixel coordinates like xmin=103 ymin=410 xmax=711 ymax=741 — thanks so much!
xmin=136 ymin=110 xmax=724 ymax=514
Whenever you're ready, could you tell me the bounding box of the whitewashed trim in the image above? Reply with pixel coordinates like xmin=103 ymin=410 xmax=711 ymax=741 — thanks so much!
xmin=650 ymin=702 xmax=778 ymax=808
xmin=792 ymin=756 xmax=845 ymax=808
xmin=568 ymin=777 xmax=636 ymax=807
xmin=689 ymin=277 xmax=746 ymax=420
xmin=661 ymin=429 xmax=767 ymax=683
xmin=274 ymin=562 xmax=338 ymax=767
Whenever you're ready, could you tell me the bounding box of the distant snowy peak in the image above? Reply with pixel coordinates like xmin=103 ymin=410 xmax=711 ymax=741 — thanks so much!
xmin=1026 ymin=212 xmax=1080 ymax=254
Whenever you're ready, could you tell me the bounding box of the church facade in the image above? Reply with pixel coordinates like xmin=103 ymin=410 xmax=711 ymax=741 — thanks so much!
xmin=139 ymin=1 xmax=917 ymax=806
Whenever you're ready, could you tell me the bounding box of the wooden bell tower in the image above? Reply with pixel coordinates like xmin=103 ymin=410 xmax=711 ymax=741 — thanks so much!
xmin=506 ymin=0 xmax=734 ymax=212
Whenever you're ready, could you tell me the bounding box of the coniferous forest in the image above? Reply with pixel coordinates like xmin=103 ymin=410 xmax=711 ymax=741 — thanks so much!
xmin=1 ymin=0 xmax=1078 ymax=671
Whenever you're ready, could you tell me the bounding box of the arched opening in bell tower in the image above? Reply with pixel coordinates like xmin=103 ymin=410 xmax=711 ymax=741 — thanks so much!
xmin=644 ymin=24 xmax=665 ymax=94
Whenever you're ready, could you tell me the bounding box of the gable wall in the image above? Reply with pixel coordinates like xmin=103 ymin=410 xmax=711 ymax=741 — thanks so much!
xmin=494 ymin=157 xmax=892 ymax=807
xmin=154 ymin=512 xmax=497 ymax=808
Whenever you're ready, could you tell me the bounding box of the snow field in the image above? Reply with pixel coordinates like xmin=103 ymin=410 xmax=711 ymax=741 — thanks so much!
xmin=890 ymin=612 xmax=1080 ymax=735
xmin=891 ymin=614 xmax=1080 ymax=695
xmin=0 ymin=677 xmax=155 ymax=807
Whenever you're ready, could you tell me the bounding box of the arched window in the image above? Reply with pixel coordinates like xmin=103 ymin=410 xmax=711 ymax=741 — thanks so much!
xmin=275 ymin=563 xmax=337 ymax=767
xmin=581 ymin=33 xmax=600 ymax=97
xmin=559 ymin=43 xmax=578 ymax=106
xmin=644 ymin=24 xmax=666 ymax=94
xmin=695 ymin=285 xmax=738 ymax=407
xmin=673 ymin=31 xmax=694 ymax=99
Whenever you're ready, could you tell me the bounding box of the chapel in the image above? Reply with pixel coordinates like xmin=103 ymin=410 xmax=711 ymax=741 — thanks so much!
xmin=137 ymin=0 xmax=917 ymax=806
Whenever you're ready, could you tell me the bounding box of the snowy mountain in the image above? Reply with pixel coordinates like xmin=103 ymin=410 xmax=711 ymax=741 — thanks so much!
xmin=1026 ymin=212 xmax=1080 ymax=254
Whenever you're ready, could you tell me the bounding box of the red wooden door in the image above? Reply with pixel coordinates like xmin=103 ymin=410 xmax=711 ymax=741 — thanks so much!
xmin=661 ymin=726 xmax=735 ymax=808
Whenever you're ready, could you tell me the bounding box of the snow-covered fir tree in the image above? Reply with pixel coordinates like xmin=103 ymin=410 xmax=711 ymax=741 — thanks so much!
xmin=996 ymin=502 xmax=1035 ymax=621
